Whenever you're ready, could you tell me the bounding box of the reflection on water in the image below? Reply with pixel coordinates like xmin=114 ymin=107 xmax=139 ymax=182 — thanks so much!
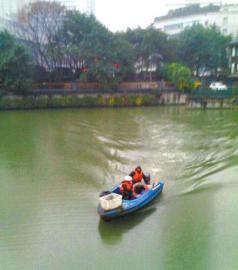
xmin=98 ymin=207 xmax=157 ymax=245
xmin=0 ymin=107 xmax=238 ymax=270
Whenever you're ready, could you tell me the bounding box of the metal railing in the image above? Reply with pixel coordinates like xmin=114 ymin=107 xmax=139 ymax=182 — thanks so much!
xmin=191 ymin=88 xmax=238 ymax=98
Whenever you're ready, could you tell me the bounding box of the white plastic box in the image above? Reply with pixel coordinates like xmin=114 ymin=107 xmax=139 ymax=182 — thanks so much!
xmin=99 ymin=193 xmax=122 ymax=210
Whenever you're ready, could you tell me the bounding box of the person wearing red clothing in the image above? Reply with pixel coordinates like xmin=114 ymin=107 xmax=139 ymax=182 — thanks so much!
xmin=129 ymin=166 xmax=150 ymax=184
xmin=120 ymin=176 xmax=133 ymax=199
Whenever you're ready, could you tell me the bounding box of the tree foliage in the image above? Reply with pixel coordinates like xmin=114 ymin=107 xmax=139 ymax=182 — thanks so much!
xmin=122 ymin=27 xmax=173 ymax=80
xmin=163 ymin=63 xmax=193 ymax=90
xmin=16 ymin=1 xmax=66 ymax=72
xmin=177 ymin=24 xmax=231 ymax=76
xmin=7 ymin=1 xmax=232 ymax=90
xmin=15 ymin=2 xmax=135 ymax=86
xmin=12 ymin=1 xmax=189 ymax=87
xmin=0 ymin=31 xmax=32 ymax=94
xmin=54 ymin=10 xmax=134 ymax=87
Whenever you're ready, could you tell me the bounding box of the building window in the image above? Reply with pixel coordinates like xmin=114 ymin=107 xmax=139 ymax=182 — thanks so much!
xmin=193 ymin=20 xmax=199 ymax=25
xmin=164 ymin=23 xmax=184 ymax=31
xmin=223 ymin=17 xmax=228 ymax=25
xmin=223 ymin=28 xmax=228 ymax=34
xmin=232 ymin=47 xmax=236 ymax=57
xmin=231 ymin=63 xmax=235 ymax=74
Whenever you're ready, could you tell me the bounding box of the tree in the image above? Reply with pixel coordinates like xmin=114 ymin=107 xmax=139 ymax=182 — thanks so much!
xmin=163 ymin=63 xmax=193 ymax=90
xmin=55 ymin=10 xmax=135 ymax=87
xmin=15 ymin=1 xmax=66 ymax=72
xmin=111 ymin=35 xmax=135 ymax=82
xmin=14 ymin=3 xmax=135 ymax=86
xmin=56 ymin=11 xmax=114 ymax=85
xmin=177 ymin=24 xmax=231 ymax=77
xmin=0 ymin=31 xmax=32 ymax=94
xmin=122 ymin=27 xmax=173 ymax=81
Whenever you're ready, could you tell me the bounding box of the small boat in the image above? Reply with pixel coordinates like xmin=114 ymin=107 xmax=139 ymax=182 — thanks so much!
xmin=98 ymin=181 xmax=164 ymax=221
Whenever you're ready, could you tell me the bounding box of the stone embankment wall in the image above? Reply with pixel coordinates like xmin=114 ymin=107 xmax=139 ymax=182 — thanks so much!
xmin=0 ymin=92 xmax=187 ymax=110
xmin=187 ymin=98 xmax=232 ymax=109
xmin=160 ymin=92 xmax=187 ymax=105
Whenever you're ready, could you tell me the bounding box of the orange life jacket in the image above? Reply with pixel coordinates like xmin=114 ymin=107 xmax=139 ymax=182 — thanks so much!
xmin=120 ymin=180 xmax=133 ymax=192
xmin=133 ymin=170 xmax=143 ymax=182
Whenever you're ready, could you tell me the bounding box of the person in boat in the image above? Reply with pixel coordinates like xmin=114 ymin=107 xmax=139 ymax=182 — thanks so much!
xmin=129 ymin=166 xmax=150 ymax=185
xmin=120 ymin=174 xmax=151 ymax=199
xmin=120 ymin=175 xmax=133 ymax=199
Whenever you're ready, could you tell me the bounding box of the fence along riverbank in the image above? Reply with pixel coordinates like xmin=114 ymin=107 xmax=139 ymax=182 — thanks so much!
xmin=2 ymin=80 xmax=238 ymax=110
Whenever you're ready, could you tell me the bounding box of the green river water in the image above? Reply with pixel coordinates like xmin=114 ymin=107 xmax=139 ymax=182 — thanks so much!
xmin=1 ymin=107 xmax=238 ymax=270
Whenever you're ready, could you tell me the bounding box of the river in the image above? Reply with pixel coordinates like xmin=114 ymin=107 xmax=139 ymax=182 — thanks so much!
xmin=1 ymin=107 xmax=238 ymax=270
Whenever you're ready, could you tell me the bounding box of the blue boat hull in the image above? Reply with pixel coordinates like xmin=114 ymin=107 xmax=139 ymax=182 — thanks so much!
xmin=98 ymin=181 xmax=164 ymax=220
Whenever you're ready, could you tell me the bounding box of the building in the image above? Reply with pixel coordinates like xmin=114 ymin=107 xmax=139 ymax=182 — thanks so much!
xmin=228 ymin=40 xmax=238 ymax=80
xmin=86 ymin=0 xmax=95 ymax=15
xmin=0 ymin=0 xmax=82 ymax=30
xmin=0 ymin=0 xmax=26 ymax=23
xmin=153 ymin=4 xmax=238 ymax=37
xmin=0 ymin=0 xmax=32 ymax=30
xmin=0 ymin=0 xmax=78 ymax=19
xmin=0 ymin=0 xmax=94 ymax=20
xmin=0 ymin=0 xmax=95 ymax=30
xmin=57 ymin=0 xmax=78 ymax=10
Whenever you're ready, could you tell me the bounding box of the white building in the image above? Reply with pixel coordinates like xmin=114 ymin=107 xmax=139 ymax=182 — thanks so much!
xmin=58 ymin=0 xmax=78 ymax=10
xmin=228 ymin=39 xmax=238 ymax=78
xmin=0 ymin=0 xmax=78 ymax=19
xmin=0 ymin=0 xmax=27 ymax=20
xmin=0 ymin=0 xmax=79 ymax=30
xmin=86 ymin=0 xmax=95 ymax=15
xmin=153 ymin=4 xmax=238 ymax=37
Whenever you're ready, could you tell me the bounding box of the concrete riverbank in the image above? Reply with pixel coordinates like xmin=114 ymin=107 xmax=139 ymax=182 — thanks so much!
xmin=0 ymin=92 xmax=187 ymax=110
xmin=1 ymin=89 xmax=238 ymax=110
xmin=187 ymin=97 xmax=238 ymax=109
